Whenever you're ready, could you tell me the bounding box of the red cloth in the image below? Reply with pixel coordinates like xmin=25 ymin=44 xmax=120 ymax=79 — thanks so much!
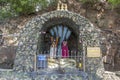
xmin=62 ymin=42 xmax=69 ymax=58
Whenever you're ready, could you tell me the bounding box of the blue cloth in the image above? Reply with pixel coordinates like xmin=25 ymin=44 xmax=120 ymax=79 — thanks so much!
xmin=37 ymin=55 xmax=46 ymax=60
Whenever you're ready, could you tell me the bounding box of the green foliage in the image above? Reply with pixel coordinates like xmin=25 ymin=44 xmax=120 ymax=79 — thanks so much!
xmin=1 ymin=0 xmax=49 ymax=16
xmin=0 ymin=0 xmax=54 ymax=19
xmin=108 ymin=0 xmax=120 ymax=8
xmin=79 ymin=0 xmax=120 ymax=8
xmin=0 ymin=0 xmax=48 ymax=19
xmin=0 ymin=0 xmax=11 ymax=19
xmin=0 ymin=9 xmax=11 ymax=20
xmin=79 ymin=0 xmax=99 ymax=3
xmin=8 ymin=0 xmax=48 ymax=15
xmin=0 ymin=0 xmax=7 ymax=4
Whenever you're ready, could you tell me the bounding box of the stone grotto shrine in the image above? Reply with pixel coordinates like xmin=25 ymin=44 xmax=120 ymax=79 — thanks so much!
xmin=0 ymin=10 xmax=120 ymax=80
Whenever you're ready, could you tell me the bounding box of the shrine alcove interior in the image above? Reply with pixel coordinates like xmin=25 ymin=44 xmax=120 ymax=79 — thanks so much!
xmin=37 ymin=17 xmax=80 ymax=57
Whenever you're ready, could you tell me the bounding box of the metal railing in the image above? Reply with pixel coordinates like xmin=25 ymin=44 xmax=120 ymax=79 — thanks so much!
xmin=28 ymin=50 xmax=88 ymax=80
xmin=36 ymin=50 xmax=84 ymax=72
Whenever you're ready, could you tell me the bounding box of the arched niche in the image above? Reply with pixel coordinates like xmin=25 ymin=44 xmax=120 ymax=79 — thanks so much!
xmin=37 ymin=17 xmax=79 ymax=56
xmin=14 ymin=10 xmax=101 ymax=73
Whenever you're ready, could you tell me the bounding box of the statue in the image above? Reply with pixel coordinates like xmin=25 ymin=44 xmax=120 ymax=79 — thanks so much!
xmin=50 ymin=37 xmax=58 ymax=58
xmin=57 ymin=0 xmax=68 ymax=11
xmin=62 ymin=40 xmax=69 ymax=58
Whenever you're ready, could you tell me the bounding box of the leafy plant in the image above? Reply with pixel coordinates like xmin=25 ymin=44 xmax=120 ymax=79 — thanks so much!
xmin=108 ymin=0 xmax=120 ymax=8
xmin=79 ymin=0 xmax=99 ymax=3
xmin=0 ymin=0 xmax=55 ymax=19
xmin=8 ymin=0 xmax=48 ymax=15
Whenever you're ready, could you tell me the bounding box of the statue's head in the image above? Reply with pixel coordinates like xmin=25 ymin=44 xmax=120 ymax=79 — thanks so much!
xmin=62 ymin=40 xmax=67 ymax=46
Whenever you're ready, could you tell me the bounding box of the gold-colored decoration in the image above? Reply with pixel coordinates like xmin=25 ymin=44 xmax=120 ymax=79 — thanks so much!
xmin=87 ymin=47 xmax=101 ymax=57
xmin=64 ymin=4 xmax=68 ymax=10
xmin=79 ymin=63 xmax=82 ymax=68
xmin=57 ymin=3 xmax=60 ymax=10
xmin=57 ymin=0 xmax=68 ymax=11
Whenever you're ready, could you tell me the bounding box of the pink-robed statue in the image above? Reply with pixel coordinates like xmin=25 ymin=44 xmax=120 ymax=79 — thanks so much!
xmin=62 ymin=41 xmax=69 ymax=58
